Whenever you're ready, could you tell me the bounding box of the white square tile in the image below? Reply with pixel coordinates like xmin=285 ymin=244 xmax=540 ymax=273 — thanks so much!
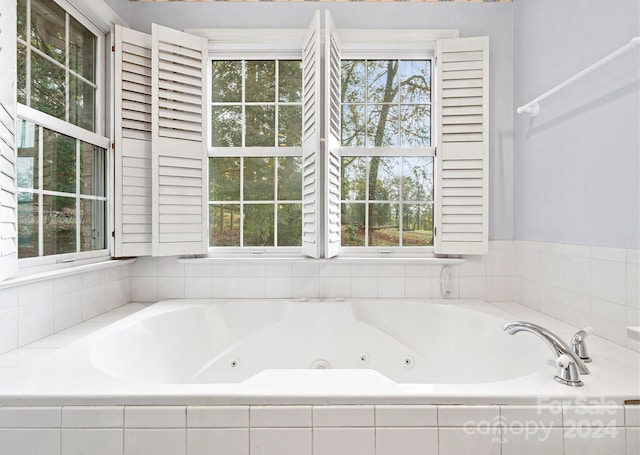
xmin=628 ymin=250 xmax=640 ymax=265
xmin=250 ymin=428 xmax=311 ymax=455
xmin=124 ymin=429 xmax=186 ymax=455
xmin=0 ymin=429 xmax=61 ymax=455
xmin=627 ymin=263 xmax=640 ymax=309
xmin=292 ymin=262 xmax=321 ymax=277
xmin=292 ymin=277 xmax=320 ymax=299
xmin=561 ymin=290 xmax=590 ymax=329
xmin=591 ymin=259 xmax=626 ymax=305
xmin=376 ymin=428 xmax=437 ymax=455
xmin=265 ymin=263 xmax=293 ymax=278
xmin=350 ymin=277 xmax=378 ymax=298
xmin=211 ymin=263 xmax=238 ymax=278
xmin=501 ymin=427 xmax=563 ymax=455
xmin=438 ymin=427 xmax=500 ymax=455
xmin=627 ymin=427 xmax=640 ymax=455
xmin=500 ymin=405 xmax=562 ymax=427
xmin=125 ymin=406 xmax=186 ymax=428
xmin=486 ymin=247 xmax=513 ymax=276
xmin=211 ymin=277 xmax=239 ymax=298
xmin=403 ymin=264 xmax=434 ymax=278
xmin=18 ymin=298 xmax=54 ymax=346
xmin=0 ymin=407 xmax=61 ymax=427
xmin=486 ymin=276 xmax=513 ymax=302
xmin=238 ymin=277 xmax=266 ymax=298
xmin=313 ymin=428 xmax=374 ymax=455
xmin=250 ymin=406 xmax=311 ymax=427
xmin=184 ymin=263 xmax=212 ymax=277
xmin=105 ymin=280 xmax=126 ymax=312
xmin=313 ymin=405 xmax=374 ymax=427
xmin=157 ymin=257 xmax=185 ymax=277
xmin=54 ymin=275 xmax=82 ymax=296
xmin=590 ymin=298 xmax=627 ymax=345
xmin=53 ymin=291 xmax=82 ymax=332
xmin=378 ymin=265 xmax=405 ymax=277
xmin=563 ymin=405 xmax=624 ymax=426
xmin=538 ymin=285 xmax=564 ymax=320
xmin=562 ymin=254 xmax=591 ymax=295
xmin=0 ymin=287 xmax=18 ymax=312
xmin=405 ymin=277 xmax=432 ymax=298
xmin=187 ymin=429 xmax=248 ymax=455
xmin=105 ymin=265 xmax=125 ymax=282
xmin=185 ymin=277 xmax=212 ymax=299
xmin=591 ymin=246 xmax=627 ymax=263
xmin=350 ymin=264 xmax=378 ymax=277
xmin=131 ymin=257 xmax=157 ymax=277
xmin=82 ymin=270 xmax=106 ymax=289
xmin=375 ymin=405 xmax=437 ymax=427
xmin=563 ymin=426 xmax=625 ymax=455
xmin=187 ymin=406 xmax=249 ymax=428
xmin=157 ymin=277 xmax=185 ymax=300
xmin=321 ymin=263 xmax=350 ymax=278
xmin=82 ymin=285 xmax=106 ymax=320
xmin=131 ymin=277 xmax=158 ymax=302
xmin=62 ymin=429 xmax=123 ymax=455
xmin=238 ymin=263 xmax=266 ymax=277
xmin=18 ymin=280 xmax=53 ymax=306
xmin=0 ymin=308 xmax=18 ymax=354
xmin=625 ymin=405 xmax=640 ymax=426
xmin=459 ymin=276 xmax=486 ymax=299
xmin=458 ymin=255 xmax=486 ymax=277
xmin=62 ymin=406 xmax=124 ymax=428
xmin=265 ymin=277 xmax=293 ymax=298
xmin=627 ymin=307 xmax=640 ymax=327
xmin=378 ymin=277 xmax=405 ymax=298
xmin=323 ymin=277 xmax=351 ymax=298
xmin=438 ymin=406 xmax=499 ymax=427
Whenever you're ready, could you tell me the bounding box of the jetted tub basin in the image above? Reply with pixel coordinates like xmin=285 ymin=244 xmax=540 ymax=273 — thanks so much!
xmin=1 ymin=298 xmax=638 ymax=406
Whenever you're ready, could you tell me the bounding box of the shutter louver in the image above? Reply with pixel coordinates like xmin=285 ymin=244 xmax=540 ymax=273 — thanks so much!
xmin=114 ymin=25 xmax=153 ymax=257
xmin=435 ymin=36 xmax=489 ymax=255
xmin=324 ymin=11 xmax=342 ymax=259
xmin=301 ymin=11 xmax=322 ymax=258
xmin=0 ymin=0 xmax=18 ymax=280
xmin=151 ymin=24 xmax=208 ymax=257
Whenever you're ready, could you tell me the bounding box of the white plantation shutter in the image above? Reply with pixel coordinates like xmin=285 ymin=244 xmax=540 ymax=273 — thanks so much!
xmin=301 ymin=11 xmax=322 ymax=258
xmin=113 ymin=25 xmax=153 ymax=257
xmin=435 ymin=36 xmax=489 ymax=255
xmin=324 ymin=11 xmax=342 ymax=259
xmin=0 ymin=0 xmax=17 ymax=280
xmin=151 ymin=24 xmax=208 ymax=257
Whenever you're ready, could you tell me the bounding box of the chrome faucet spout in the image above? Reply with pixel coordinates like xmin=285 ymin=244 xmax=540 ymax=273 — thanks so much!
xmin=504 ymin=321 xmax=590 ymax=375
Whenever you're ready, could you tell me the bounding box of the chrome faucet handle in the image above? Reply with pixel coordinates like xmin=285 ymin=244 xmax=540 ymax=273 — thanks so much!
xmin=555 ymin=354 xmax=584 ymax=387
xmin=571 ymin=327 xmax=594 ymax=363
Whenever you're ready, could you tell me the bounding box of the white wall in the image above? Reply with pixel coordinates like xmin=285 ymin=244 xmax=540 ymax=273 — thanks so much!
xmin=513 ymin=0 xmax=640 ymax=249
xmin=125 ymin=1 xmax=515 ymax=241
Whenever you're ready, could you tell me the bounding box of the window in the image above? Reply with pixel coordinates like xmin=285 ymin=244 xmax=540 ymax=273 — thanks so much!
xmin=339 ymin=58 xmax=435 ymax=250
xmin=209 ymin=59 xmax=303 ymax=249
xmin=15 ymin=0 xmax=108 ymax=263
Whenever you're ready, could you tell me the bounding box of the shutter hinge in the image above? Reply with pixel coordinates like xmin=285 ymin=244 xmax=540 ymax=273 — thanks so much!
xmin=111 ymin=45 xmax=115 ymax=52
xmin=434 ymin=227 xmax=437 ymax=237
xmin=111 ymin=143 xmax=115 ymax=150
xmin=111 ymin=230 xmax=115 ymax=238
xmin=434 ymin=147 xmax=437 ymax=158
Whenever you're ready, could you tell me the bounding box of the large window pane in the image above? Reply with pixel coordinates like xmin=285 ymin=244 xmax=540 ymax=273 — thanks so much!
xmin=212 ymin=61 xmax=242 ymax=103
xmin=17 ymin=0 xmax=27 ymax=41
xmin=367 ymin=105 xmax=399 ymax=147
xmin=341 ymin=203 xmax=365 ymax=246
xmin=403 ymin=157 xmax=433 ymax=202
xmin=400 ymin=104 xmax=430 ymax=147
xmin=367 ymin=60 xmax=398 ymax=103
xmin=245 ymin=61 xmax=275 ymax=102
xmin=277 ymin=157 xmax=302 ymax=201
xmin=80 ymin=142 xmax=105 ymax=197
xmin=209 ymin=157 xmax=240 ymax=201
xmin=278 ymin=61 xmax=302 ymax=103
xmin=368 ymin=156 xmax=400 ymax=201
xmin=245 ymin=106 xmax=275 ymax=147
xmin=17 ymin=191 xmax=39 ymax=258
xmin=69 ymin=16 xmax=95 ymax=82
xmin=399 ymin=60 xmax=431 ymax=104
xmin=43 ymin=129 xmax=75 ymax=194
xmin=341 ymin=156 xmax=366 ymax=201
xmin=210 ymin=204 xmax=240 ymax=246
xmin=17 ymin=43 xmax=27 ymax=105
xmin=243 ymin=204 xmax=274 ymax=247
xmin=43 ymin=195 xmax=76 ymax=256
xmin=277 ymin=204 xmax=301 ymax=246
xmin=402 ymin=204 xmax=433 ymax=246
xmin=341 ymin=104 xmax=365 ymax=146
xmin=70 ymin=75 xmax=95 ymax=131
xmin=80 ymin=199 xmax=105 ymax=251
xmin=278 ymin=105 xmax=301 ymax=147
xmin=368 ymin=203 xmax=399 ymax=247
xmin=31 ymin=0 xmax=66 ymax=65
xmin=211 ymin=106 xmax=242 ymax=147
xmin=341 ymin=60 xmax=366 ymax=103
xmin=243 ymin=157 xmax=274 ymax=201
xmin=17 ymin=120 xmax=39 ymax=190
xmin=31 ymin=53 xmax=65 ymax=121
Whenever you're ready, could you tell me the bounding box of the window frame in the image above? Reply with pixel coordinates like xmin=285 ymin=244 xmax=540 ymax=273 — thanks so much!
xmin=15 ymin=0 xmax=110 ymax=269
xmin=336 ymin=29 xmax=457 ymax=258
xmin=197 ymin=28 xmax=307 ymax=256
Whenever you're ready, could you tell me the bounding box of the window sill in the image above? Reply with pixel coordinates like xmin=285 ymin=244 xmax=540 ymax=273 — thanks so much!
xmin=179 ymin=255 xmax=464 ymax=265
xmin=0 ymin=258 xmax=137 ymax=290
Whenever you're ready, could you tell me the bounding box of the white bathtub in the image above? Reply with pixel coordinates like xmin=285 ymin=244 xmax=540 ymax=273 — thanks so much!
xmin=1 ymin=299 xmax=638 ymax=405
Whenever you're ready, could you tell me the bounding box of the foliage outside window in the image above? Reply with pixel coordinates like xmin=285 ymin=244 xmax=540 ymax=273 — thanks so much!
xmin=209 ymin=60 xmax=303 ymax=248
xmin=17 ymin=0 xmax=97 ymax=132
xmin=341 ymin=59 xmax=434 ymax=248
xmin=16 ymin=120 xmax=107 ymax=258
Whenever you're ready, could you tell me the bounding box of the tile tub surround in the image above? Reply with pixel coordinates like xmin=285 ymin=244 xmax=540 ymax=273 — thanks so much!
xmin=0 ymin=404 xmax=637 ymax=455
xmin=0 ymin=260 xmax=134 ymax=356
